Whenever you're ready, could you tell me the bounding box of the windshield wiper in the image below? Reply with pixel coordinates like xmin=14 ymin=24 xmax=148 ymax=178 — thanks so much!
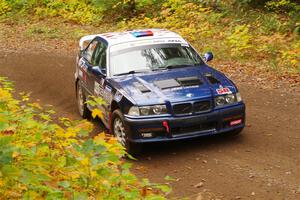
xmin=165 ymin=64 xmax=196 ymax=69
xmin=113 ymin=70 xmax=149 ymax=76
xmin=151 ymin=67 xmax=167 ymax=71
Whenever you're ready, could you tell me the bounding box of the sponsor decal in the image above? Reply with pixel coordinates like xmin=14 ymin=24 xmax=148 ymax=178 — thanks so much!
xmin=167 ymin=39 xmax=182 ymax=43
xmin=80 ymin=69 xmax=87 ymax=82
xmin=78 ymin=70 xmax=83 ymax=78
xmin=110 ymin=39 xmax=188 ymax=52
xmin=216 ymin=87 xmax=232 ymax=95
xmin=103 ymin=90 xmax=112 ymax=102
xmin=94 ymin=81 xmax=101 ymax=96
xmin=114 ymin=91 xmax=123 ymax=102
xmin=168 ymin=85 xmax=199 ymax=91
xmin=186 ymin=93 xmax=193 ymax=98
xmin=94 ymin=81 xmax=112 ymax=102
xmin=102 ymin=85 xmax=112 ymax=102
xmin=105 ymin=85 xmax=112 ymax=92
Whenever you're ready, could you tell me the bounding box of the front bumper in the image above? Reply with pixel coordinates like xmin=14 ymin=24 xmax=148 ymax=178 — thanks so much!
xmin=124 ymin=103 xmax=246 ymax=143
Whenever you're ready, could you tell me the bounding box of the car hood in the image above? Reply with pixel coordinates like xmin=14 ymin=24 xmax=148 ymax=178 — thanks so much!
xmin=110 ymin=65 xmax=237 ymax=105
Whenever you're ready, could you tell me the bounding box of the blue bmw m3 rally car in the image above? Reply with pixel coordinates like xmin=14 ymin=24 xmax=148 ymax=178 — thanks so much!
xmin=75 ymin=29 xmax=245 ymax=153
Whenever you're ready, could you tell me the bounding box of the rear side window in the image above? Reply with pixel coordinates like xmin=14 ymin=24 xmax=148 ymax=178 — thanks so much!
xmin=85 ymin=40 xmax=98 ymax=64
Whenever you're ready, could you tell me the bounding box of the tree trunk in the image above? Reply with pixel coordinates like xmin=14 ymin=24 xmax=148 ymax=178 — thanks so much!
xmin=128 ymin=0 xmax=136 ymax=14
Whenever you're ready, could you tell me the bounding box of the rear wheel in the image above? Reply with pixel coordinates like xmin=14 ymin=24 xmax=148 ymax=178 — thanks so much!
xmin=111 ymin=109 xmax=142 ymax=155
xmin=76 ymin=81 xmax=91 ymax=119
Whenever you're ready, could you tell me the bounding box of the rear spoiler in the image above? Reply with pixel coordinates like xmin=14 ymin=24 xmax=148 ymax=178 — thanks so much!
xmin=79 ymin=34 xmax=101 ymax=50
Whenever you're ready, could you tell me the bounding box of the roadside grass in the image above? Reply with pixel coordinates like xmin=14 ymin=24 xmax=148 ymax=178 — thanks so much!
xmin=25 ymin=24 xmax=62 ymax=39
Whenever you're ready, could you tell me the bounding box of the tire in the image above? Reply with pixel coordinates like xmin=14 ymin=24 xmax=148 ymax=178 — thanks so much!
xmin=76 ymin=81 xmax=91 ymax=119
xmin=111 ymin=109 xmax=142 ymax=155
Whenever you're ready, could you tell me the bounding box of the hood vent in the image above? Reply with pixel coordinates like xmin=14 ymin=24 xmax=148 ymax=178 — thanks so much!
xmin=134 ymin=82 xmax=151 ymax=93
xmin=154 ymin=79 xmax=180 ymax=90
xmin=176 ymin=76 xmax=202 ymax=87
xmin=155 ymin=77 xmax=202 ymax=90
xmin=205 ymin=73 xmax=220 ymax=85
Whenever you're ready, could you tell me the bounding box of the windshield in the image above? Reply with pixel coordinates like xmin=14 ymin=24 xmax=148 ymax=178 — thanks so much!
xmin=110 ymin=43 xmax=204 ymax=76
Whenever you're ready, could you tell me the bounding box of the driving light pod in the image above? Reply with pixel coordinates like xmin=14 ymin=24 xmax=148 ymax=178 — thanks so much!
xmin=236 ymin=92 xmax=242 ymax=102
xmin=140 ymin=106 xmax=150 ymax=115
xmin=128 ymin=106 xmax=140 ymax=116
xmin=225 ymin=94 xmax=236 ymax=104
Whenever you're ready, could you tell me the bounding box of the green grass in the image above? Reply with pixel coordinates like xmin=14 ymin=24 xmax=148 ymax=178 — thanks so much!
xmin=25 ymin=25 xmax=62 ymax=39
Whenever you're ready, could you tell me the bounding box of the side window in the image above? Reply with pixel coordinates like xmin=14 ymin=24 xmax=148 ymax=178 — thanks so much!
xmin=99 ymin=46 xmax=107 ymax=68
xmin=91 ymin=43 xmax=102 ymax=66
xmin=93 ymin=42 xmax=107 ymax=69
xmin=85 ymin=40 xmax=98 ymax=64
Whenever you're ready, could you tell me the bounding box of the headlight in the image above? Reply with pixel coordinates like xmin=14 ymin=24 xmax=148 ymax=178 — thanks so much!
xmin=140 ymin=106 xmax=150 ymax=115
xmin=128 ymin=105 xmax=167 ymax=116
xmin=215 ymin=93 xmax=242 ymax=107
xmin=225 ymin=94 xmax=235 ymax=104
xmin=128 ymin=106 xmax=140 ymax=116
xmin=215 ymin=96 xmax=226 ymax=106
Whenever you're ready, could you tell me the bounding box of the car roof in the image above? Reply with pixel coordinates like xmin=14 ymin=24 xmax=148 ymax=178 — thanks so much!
xmin=79 ymin=29 xmax=188 ymax=49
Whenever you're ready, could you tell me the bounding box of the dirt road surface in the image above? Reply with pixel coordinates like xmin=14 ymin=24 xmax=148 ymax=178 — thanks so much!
xmin=0 ymin=52 xmax=299 ymax=199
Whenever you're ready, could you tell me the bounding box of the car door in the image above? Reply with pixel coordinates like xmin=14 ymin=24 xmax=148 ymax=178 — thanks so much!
xmin=89 ymin=41 xmax=111 ymax=126
xmin=78 ymin=39 xmax=99 ymax=94
xmin=78 ymin=39 xmax=110 ymax=125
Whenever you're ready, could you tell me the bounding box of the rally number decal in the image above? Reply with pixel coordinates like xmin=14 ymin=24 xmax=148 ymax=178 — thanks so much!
xmin=216 ymin=87 xmax=232 ymax=95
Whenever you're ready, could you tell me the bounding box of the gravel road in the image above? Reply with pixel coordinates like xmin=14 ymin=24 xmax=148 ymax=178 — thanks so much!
xmin=0 ymin=52 xmax=299 ymax=199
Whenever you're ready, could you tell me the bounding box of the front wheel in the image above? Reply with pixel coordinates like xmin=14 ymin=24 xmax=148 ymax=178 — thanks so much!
xmin=111 ymin=109 xmax=142 ymax=155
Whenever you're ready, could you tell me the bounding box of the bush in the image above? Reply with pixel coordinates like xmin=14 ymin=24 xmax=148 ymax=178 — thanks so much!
xmin=226 ymin=25 xmax=253 ymax=57
xmin=0 ymin=77 xmax=169 ymax=199
xmin=278 ymin=40 xmax=300 ymax=71
xmin=0 ymin=0 xmax=164 ymax=23
xmin=0 ymin=0 xmax=11 ymax=16
xmin=265 ymin=0 xmax=300 ymax=13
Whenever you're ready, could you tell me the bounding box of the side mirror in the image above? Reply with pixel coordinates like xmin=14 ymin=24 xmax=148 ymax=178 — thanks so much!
xmin=204 ymin=52 xmax=214 ymax=62
xmin=80 ymin=50 xmax=87 ymax=58
xmin=92 ymin=66 xmax=106 ymax=76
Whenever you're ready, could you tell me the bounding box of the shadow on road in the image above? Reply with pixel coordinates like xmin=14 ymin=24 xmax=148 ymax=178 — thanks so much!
xmin=89 ymin=116 xmax=246 ymax=159
xmin=135 ymin=132 xmax=246 ymax=159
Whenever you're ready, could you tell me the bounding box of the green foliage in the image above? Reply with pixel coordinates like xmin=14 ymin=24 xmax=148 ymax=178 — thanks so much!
xmin=0 ymin=77 xmax=169 ymax=199
xmin=118 ymin=0 xmax=299 ymax=71
xmin=34 ymin=0 xmax=104 ymax=25
xmin=0 ymin=0 xmax=161 ymax=23
xmin=278 ymin=40 xmax=300 ymax=71
xmin=0 ymin=0 xmax=299 ymax=73
xmin=266 ymin=0 xmax=300 ymax=13
xmin=226 ymin=25 xmax=253 ymax=57
xmin=0 ymin=0 xmax=11 ymax=16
